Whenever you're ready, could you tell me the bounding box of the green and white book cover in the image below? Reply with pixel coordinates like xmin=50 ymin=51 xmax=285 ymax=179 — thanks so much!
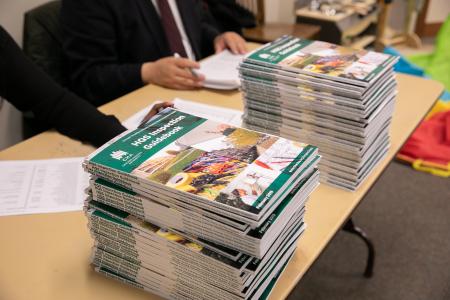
xmin=87 ymin=108 xmax=316 ymax=217
xmin=245 ymin=35 xmax=398 ymax=85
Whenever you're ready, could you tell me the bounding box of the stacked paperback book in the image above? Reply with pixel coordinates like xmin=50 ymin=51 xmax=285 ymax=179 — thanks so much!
xmin=239 ymin=36 xmax=399 ymax=190
xmin=82 ymin=108 xmax=320 ymax=299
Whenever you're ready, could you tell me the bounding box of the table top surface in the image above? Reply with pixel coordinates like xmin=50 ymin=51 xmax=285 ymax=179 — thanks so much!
xmin=243 ymin=23 xmax=321 ymax=43
xmin=0 ymin=69 xmax=443 ymax=300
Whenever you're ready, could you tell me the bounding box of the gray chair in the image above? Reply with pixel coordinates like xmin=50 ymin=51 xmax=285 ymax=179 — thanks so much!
xmin=23 ymin=0 xmax=67 ymax=87
xmin=22 ymin=1 xmax=66 ymax=138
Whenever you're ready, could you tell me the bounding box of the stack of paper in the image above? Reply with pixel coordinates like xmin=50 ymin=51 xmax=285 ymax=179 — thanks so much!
xmin=197 ymin=50 xmax=244 ymax=90
xmin=122 ymin=98 xmax=243 ymax=130
xmin=0 ymin=158 xmax=87 ymax=216
xmin=82 ymin=107 xmax=320 ymax=299
xmin=239 ymin=35 xmax=398 ymax=190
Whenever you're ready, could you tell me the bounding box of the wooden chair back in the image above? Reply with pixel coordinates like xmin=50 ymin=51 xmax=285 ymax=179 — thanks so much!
xmin=236 ymin=0 xmax=265 ymax=25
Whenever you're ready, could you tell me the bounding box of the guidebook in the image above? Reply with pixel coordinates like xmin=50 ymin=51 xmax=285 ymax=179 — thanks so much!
xmin=82 ymin=104 xmax=321 ymax=299
xmin=84 ymin=108 xmax=319 ymax=222
xmin=88 ymin=169 xmax=318 ymax=256
xmin=239 ymin=36 xmax=398 ymax=191
xmin=86 ymin=199 xmax=306 ymax=298
xmin=244 ymin=35 xmax=398 ymax=87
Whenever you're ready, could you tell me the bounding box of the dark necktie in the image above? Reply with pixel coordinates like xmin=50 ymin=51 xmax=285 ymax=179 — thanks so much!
xmin=157 ymin=0 xmax=188 ymax=57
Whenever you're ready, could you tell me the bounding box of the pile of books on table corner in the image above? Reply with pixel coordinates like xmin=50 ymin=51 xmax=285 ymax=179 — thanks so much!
xmin=81 ymin=107 xmax=321 ymax=299
xmin=239 ymin=35 xmax=399 ymax=191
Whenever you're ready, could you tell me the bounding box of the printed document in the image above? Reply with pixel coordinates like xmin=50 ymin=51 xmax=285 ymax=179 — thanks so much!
xmin=0 ymin=157 xmax=88 ymax=216
xmin=123 ymin=98 xmax=243 ymax=129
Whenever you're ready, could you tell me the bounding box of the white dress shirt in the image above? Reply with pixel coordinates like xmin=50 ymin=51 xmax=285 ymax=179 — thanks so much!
xmin=151 ymin=0 xmax=196 ymax=60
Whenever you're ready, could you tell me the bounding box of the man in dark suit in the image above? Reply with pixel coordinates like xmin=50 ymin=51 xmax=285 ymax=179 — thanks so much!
xmin=61 ymin=0 xmax=247 ymax=106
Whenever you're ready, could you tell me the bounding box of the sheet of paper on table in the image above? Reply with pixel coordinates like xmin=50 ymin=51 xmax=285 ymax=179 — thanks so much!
xmin=122 ymin=98 xmax=243 ymax=129
xmin=0 ymin=157 xmax=88 ymax=216
xmin=196 ymin=50 xmax=244 ymax=90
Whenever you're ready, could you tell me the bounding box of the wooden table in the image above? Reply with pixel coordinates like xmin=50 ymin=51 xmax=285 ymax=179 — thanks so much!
xmin=0 ymin=74 xmax=443 ymax=300
xmin=243 ymin=23 xmax=321 ymax=43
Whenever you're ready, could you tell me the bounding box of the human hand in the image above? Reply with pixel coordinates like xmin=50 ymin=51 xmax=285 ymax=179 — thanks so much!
xmin=141 ymin=57 xmax=205 ymax=90
xmin=140 ymin=101 xmax=174 ymax=126
xmin=214 ymin=32 xmax=247 ymax=54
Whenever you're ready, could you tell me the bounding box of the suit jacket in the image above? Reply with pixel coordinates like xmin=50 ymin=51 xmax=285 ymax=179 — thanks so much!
xmin=61 ymin=0 xmax=221 ymax=106
xmin=0 ymin=26 xmax=126 ymax=147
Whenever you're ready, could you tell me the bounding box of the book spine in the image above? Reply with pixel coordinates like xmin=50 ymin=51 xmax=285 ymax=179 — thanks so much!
xmin=91 ymin=183 xmax=259 ymax=254
xmin=87 ymin=212 xmax=242 ymax=276
xmin=242 ymin=90 xmax=365 ymax=118
xmin=93 ymin=237 xmax=244 ymax=291
xmin=92 ymin=248 xmax=242 ymax=300
xmin=89 ymin=231 xmax=245 ymax=294
xmin=85 ymin=162 xmax=139 ymax=191
xmin=93 ymin=266 xmax=180 ymax=300
xmin=240 ymin=68 xmax=361 ymax=97
xmin=91 ymin=179 xmax=248 ymax=237
xmin=91 ymin=179 xmax=255 ymax=230
xmin=91 ymin=181 xmax=146 ymax=219
xmin=92 ymin=245 xmax=243 ymax=296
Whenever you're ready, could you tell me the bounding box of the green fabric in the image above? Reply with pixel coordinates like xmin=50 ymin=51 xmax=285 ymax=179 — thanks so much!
xmin=408 ymin=15 xmax=450 ymax=91
xmin=408 ymin=53 xmax=432 ymax=69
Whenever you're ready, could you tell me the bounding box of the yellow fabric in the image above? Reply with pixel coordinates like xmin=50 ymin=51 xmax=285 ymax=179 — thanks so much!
xmin=411 ymin=159 xmax=450 ymax=178
xmin=425 ymin=100 xmax=450 ymax=120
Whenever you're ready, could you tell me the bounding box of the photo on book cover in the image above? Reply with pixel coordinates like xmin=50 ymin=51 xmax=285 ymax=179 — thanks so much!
xmin=278 ymin=41 xmax=388 ymax=80
xmin=247 ymin=36 xmax=394 ymax=83
xmin=131 ymin=118 xmax=287 ymax=209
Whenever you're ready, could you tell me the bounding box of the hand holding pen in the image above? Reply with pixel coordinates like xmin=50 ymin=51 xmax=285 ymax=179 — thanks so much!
xmin=174 ymin=52 xmax=199 ymax=78
xmin=140 ymin=55 xmax=204 ymax=90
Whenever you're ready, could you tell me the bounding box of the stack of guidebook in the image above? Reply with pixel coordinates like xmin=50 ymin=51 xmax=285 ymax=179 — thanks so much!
xmin=239 ymin=35 xmax=399 ymax=190
xmin=82 ymin=108 xmax=320 ymax=299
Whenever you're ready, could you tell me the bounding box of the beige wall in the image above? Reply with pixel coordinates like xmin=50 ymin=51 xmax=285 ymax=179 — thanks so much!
xmin=0 ymin=102 xmax=23 ymax=151
xmin=426 ymin=0 xmax=450 ymax=23
xmin=264 ymin=0 xmax=296 ymax=24
xmin=0 ymin=0 xmax=50 ymax=45
xmin=0 ymin=0 xmax=49 ymax=150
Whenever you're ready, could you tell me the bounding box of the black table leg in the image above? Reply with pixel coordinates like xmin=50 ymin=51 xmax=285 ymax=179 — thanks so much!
xmin=342 ymin=218 xmax=375 ymax=278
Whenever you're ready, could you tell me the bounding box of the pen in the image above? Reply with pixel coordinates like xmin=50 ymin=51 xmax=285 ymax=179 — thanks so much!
xmin=174 ymin=52 xmax=198 ymax=78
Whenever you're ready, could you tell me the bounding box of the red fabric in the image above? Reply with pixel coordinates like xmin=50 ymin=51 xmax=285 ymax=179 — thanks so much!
xmin=399 ymin=110 xmax=450 ymax=166
xmin=157 ymin=0 xmax=187 ymax=57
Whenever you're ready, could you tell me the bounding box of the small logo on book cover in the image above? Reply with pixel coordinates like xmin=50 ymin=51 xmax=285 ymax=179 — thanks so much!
xmin=259 ymin=53 xmax=270 ymax=59
xmin=110 ymin=150 xmax=128 ymax=160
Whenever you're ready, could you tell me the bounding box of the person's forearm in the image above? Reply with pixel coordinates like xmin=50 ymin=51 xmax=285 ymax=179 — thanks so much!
xmin=34 ymin=91 xmax=126 ymax=147
xmin=0 ymin=26 xmax=64 ymax=111
xmin=0 ymin=26 xmax=126 ymax=147
xmin=141 ymin=62 xmax=154 ymax=85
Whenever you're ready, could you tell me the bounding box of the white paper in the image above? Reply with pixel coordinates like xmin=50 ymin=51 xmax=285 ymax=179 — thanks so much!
xmin=0 ymin=157 xmax=88 ymax=216
xmin=122 ymin=98 xmax=243 ymax=130
xmin=196 ymin=50 xmax=244 ymax=90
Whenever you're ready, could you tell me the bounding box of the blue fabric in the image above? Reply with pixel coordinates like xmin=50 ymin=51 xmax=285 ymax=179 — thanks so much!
xmin=440 ymin=91 xmax=450 ymax=101
xmin=384 ymin=47 xmax=425 ymax=77
xmin=384 ymin=47 xmax=449 ymax=102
